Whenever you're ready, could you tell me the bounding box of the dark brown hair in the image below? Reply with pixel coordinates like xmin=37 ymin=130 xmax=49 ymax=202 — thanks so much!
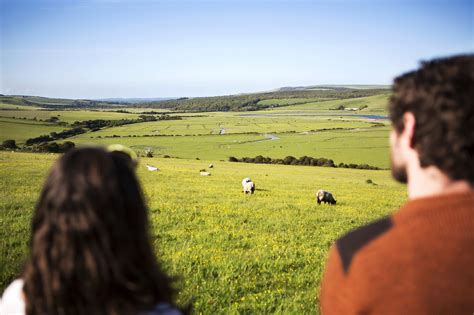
xmin=22 ymin=147 xmax=175 ymax=315
xmin=389 ymin=55 xmax=474 ymax=184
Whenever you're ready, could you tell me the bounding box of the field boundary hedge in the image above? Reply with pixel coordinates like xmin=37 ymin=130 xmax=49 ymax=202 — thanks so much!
xmin=229 ymin=155 xmax=384 ymax=170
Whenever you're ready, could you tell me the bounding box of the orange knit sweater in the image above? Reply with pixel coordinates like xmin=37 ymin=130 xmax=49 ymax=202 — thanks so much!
xmin=320 ymin=191 xmax=474 ymax=315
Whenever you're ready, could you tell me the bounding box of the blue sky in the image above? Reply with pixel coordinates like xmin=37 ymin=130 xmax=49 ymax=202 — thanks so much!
xmin=1 ymin=0 xmax=472 ymax=98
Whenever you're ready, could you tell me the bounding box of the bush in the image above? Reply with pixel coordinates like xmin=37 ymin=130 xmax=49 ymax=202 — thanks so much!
xmin=45 ymin=116 xmax=59 ymax=123
xmin=26 ymin=135 xmax=53 ymax=145
xmin=2 ymin=140 xmax=17 ymax=149
xmin=60 ymin=141 xmax=75 ymax=152
xmin=37 ymin=142 xmax=60 ymax=153
xmin=331 ymin=104 xmax=345 ymax=110
xmin=283 ymin=156 xmax=296 ymax=165
xmin=317 ymin=158 xmax=328 ymax=166
xmin=228 ymin=156 xmax=238 ymax=162
xmin=254 ymin=155 xmax=265 ymax=163
xmin=35 ymin=141 xmax=75 ymax=153
xmin=324 ymin=159 xmax=335 ymax=167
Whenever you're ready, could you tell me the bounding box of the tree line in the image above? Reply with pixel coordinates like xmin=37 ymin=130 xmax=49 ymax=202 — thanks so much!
xmin=1 ymin=139 xmax=75 ymax=153
xmin=228 ymin=155 xmax=382 ymax=170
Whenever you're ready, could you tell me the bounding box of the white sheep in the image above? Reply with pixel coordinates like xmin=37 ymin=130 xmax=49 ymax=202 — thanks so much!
xmin=316 ymin=189 xmax=337 ymax=205
xmin=146 ymin=165 xmax=159 ymax=171
xmin=242 ymin=178 xmax=255 ymax=194
xmin=200 ymin=171 xmax=211 ymax=176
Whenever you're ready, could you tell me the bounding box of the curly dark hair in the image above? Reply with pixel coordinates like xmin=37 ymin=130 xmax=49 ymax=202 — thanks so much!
xmin=389 ymin=55 xmax=474 ymax=184
xmin=22 ymin=147 xmax=178 ymax=315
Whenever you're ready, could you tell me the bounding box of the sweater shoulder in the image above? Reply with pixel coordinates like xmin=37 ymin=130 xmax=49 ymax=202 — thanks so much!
xmin=336 ymin=216 xmax=393 ymax=274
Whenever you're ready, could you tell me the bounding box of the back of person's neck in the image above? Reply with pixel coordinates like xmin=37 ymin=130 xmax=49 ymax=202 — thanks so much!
xmin=407 ymin=164 xmax=473 ymax=200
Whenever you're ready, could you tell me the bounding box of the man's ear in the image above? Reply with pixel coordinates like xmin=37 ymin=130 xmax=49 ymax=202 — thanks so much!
xmin=401 ymin=112 xmax=416 ymax=149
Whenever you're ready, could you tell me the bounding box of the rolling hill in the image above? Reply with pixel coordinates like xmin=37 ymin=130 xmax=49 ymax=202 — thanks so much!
xmin=1 ymin=85 xmax=390 ymax=112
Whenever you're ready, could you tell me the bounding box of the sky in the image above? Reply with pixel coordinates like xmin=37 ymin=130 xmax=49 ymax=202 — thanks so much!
xmin=0 ymin=0 xmax=472 ymax=99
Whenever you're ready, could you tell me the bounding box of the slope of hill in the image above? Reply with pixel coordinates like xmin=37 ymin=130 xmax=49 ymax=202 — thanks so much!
xmin=1 ymin=85 xmax=390 ymax=112
xmin=140 ymin=86 xmax=390 ymax=112
xmin=264 ymin=93 xmax=391 ymax=114
xmin=276 ymin=84 xmax=390 ymax=92
xmin=94 ymin=97 xmax=177 ymax=104
xmin=0 ymin=95 xmax=126 ymax=109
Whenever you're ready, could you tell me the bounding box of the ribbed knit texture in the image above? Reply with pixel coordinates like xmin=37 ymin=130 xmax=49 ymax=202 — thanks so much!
xmin=320 ymin=191 xmax=474 ymax=315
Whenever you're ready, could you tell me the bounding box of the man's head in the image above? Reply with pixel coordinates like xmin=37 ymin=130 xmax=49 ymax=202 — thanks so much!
xmin=389 ymin=55 xmax=474 ymax=185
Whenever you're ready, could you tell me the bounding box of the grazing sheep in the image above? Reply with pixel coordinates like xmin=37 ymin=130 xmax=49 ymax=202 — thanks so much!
xmin=200 ymin=171 xmax=211 ymax=176
xmin=209 ymin=164 xmax=214 ymax=168
xmin=146 ymin=164 xmax=159 ymax=171
xmin=242 ymin=178 xmax=255 ymax=194
xmin=316 ymin=189 xmax=336 ymax=205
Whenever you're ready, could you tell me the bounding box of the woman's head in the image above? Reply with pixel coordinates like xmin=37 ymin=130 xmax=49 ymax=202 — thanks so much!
xmin=23 ymin=147 xmax=173 ymax=315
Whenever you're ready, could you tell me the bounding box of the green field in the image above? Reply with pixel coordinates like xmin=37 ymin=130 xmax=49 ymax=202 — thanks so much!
xmin=71 ymin=114 xmax=381 ymax=136
xmin=0 ymin=103 xmax=42 ymax=110
xmin=267 ymin=93 xmax=391 ymax=114
xmin=0 ymin=109 xmax=138 ymax=123
xmin=0 ymin=118 xmax=66 ymax=143
xmin=257 ymin=98 xmax=334 ymax=106
xmin=0 ymin=91 xmax=404 ymax=313
xmin=71 ymin=126 xmax=391 ymax=168
xmin=0 ymin=151 xmax=406 ymax=314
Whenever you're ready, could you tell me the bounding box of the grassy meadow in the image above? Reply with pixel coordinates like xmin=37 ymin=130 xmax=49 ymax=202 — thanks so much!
xmin=0 ymin=108 xmax=138 ymax=123
xmin=0 ymin=91 xmax=406 ymax=313
xmin=0 ymin=118 xmax=66 ymax=143
xmin=267 ymin=93 xmax=391 ymax=114
xmin=71 ymin=126 xmax=391 ymax=168
xmin=71 ymin=114 xmax=379 ymax=136
xmin=0 ymin=151 xmax=406 ymax=314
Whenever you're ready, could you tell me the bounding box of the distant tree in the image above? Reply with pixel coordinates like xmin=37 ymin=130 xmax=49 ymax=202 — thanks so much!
xmin=324 ymin=159 xmax=335 ymax=167
xmin=2 ymin=139 xmax=17 ymax=149
xmin=37 ymin=142 xmax=60 ymax=153
xmin=26 ymin=135 xmax=53 ymax=145
xmin=254 ymin=155 xmax=264 ymax=163
xmin=60 ymin=141 xmax=75 ymax=152
xmin=45 ymin=116 xmax=59 ymax=123
xmin=299 ymin=156 xmax=312 ymax=166
xmin=283 ymin=156 xmax=296 ymax=165
xmin=317 ymin=158 xmax=328 ymax=166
